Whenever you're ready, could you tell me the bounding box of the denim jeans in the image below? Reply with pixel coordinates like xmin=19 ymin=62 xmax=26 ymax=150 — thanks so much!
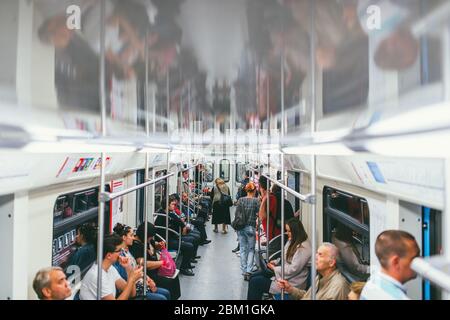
xmin=146 ymin=287 xmax=171 ymax=300
xmin=238 ymin=225 xmax=256 ymax=274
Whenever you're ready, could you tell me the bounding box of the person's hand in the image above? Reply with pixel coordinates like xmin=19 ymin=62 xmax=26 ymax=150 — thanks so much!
xmin=267 ymin=262 xmax=275 ymax=270
xmin=129 ymin=266 xmax=144 ymax=283
xmin=277 ymin=279 xmax=293 ymax=293
xmin=136 ymin=258 xmax=144 ymax=266
xmin=118 ymin=255 xmax=130 ymax=269
xmin=182 ymin=227 xmax=188 ymax=235
xmin=147 ymin=277 xmax=157 ymax=293
xmin=269 ymin=260 xmax=277 ymax=265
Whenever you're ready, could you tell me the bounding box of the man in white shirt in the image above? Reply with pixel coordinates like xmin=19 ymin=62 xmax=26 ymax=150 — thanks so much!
xmin=80 ymin=234 xmax=143 ymax=300
xmin=361 ymin=230 xmax=420 ymax=300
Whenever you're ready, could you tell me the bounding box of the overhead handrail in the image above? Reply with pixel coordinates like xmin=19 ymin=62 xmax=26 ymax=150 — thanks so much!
xmin=261 ymin=174 xmax=316 ymax=204
xmin=99 ymin=173 xmax=174 ymax=202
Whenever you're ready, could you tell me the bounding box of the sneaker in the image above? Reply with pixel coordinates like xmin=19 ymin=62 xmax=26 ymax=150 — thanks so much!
xmin=201 ymin=240 xmax=212 ymax=245
xmin=232 ymin=245 xmax=240 ymax=253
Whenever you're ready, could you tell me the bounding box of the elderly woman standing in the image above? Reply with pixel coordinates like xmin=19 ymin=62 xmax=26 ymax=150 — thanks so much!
xmin=211 ymin=178 xmax=231 ymax=234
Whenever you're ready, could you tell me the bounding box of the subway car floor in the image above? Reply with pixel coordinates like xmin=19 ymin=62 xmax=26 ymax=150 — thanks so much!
xmin=179 ymin=208 xmax=249 ymax=300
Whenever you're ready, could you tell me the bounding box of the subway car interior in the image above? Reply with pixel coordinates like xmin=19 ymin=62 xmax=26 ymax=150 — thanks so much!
xmin=0 ymin=0 xmax=450 ymax=301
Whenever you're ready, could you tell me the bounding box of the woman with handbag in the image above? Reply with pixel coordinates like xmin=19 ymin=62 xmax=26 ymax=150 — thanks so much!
xmin=233 ymin=182 xmax=260 ymax=280
xmin=211 ymin=178 xmax=232 ymax=234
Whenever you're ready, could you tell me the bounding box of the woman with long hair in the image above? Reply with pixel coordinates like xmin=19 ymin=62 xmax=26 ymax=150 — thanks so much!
xmin=211 ymin=178 xmax=232 ymax=233
xmin=247 ymin=218 xmax=312 ymax=300
xmin=113 ymin=223 xmax=171 ymax=300
xmin=235 ymin=182 xmax=260 ymax=280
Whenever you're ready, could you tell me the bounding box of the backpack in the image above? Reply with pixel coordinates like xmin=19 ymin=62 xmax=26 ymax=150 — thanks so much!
xmin=274 ymin=192 xmax=294 ymax=229
xmin=231 ymin=200 xmax=247 ymax=231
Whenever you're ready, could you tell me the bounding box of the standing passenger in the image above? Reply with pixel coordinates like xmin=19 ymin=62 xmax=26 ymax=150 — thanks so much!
xmin=211 ymin=178 xmax=231 ymax=234
xmin=361 ymin=230 xmax=420 ymax=300
xmin=235 ymin=182 xmax=260 ymax=280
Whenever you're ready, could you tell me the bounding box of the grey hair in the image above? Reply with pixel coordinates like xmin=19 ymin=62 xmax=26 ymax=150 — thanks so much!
xmin=33 ymin=266 xmax=63 ymax=300
xmin=321 ymin=242 xmax=339 ymax=262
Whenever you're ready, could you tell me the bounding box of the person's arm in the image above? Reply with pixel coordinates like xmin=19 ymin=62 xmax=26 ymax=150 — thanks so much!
xmin=277 ymin=280 xmax=306 ymax=300
xmin=136 ymin=257 xmax=164 ymax=270
xmin=259 ymin=194 xmax=267 ymax=221
xmin=113 ymin=267 xmax=143 ymax=300
xmin=273 ymin=243 xmax=311 ymax=280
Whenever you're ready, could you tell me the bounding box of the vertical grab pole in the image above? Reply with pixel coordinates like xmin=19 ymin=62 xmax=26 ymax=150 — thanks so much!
xmin=310 ymin=0 xmax=317 ymax=301
xmin=266 ymin=172 xmax=270 ymax=262
xmin=166 ymin=155 xmax=170 ymax=243
xmin=187 ymin=166 xmax=191 ymax=224
xmin=178 ymin=165 xmax=182 ymax=222
xmin=280 ymin=44 xmax=286 ymax=300
xmin=142 ymin=29 xmax=150 ymax=297
xmin=143 ymin=152 xmax=149 ymax=296
xmin=96 ymin=0 xmax=106 ymax=301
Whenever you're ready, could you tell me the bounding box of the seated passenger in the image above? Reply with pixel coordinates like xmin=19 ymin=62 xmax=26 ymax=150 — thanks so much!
xmin=277 ymin=243 xmax=350 ymax=300
xmin=247 ymin=218 xmax=311 ymax=300
xmin=33 ymin=267 xmax=72 ymax=300
xmin=332 ymin=223 xmax=370 ymax=275
xmin=361 ymin=230 xmax=420 ymax=300
xmin=113 ymin=223 xmax=170 ymax=300
xmin=181 ymin=192 xmax=210 ymax=244
xmin=79 ymin=234 xmax=143 ymax=300
xmin=154 ymin=199 xmax=199 ymax=276
xmin=130 ymin=222 xmax=181 ymax=300
xmin=67 ymin=223 xmax=97 ymax=274
xmin=348 ymin=281 xmax=366 ymax=300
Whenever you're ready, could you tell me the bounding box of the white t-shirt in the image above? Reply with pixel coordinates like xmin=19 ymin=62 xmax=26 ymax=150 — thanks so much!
xmin=79 ymin=263 xmax=122 ymax=300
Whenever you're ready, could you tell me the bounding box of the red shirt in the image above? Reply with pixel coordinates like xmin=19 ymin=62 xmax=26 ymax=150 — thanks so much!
xmin=261 ymin=193 xmax=280 ymax=240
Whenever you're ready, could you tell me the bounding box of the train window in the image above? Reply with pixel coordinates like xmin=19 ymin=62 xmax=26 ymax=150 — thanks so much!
xmin=235 ymin=163 xmax=246 ymax=182
xmin=52 ymin=186 xmax=110 ymax=276
xmin=154 ymin=170 xmax=167 ymax=212
xmin=204 ymin=162 xmax=214 ymax=182
xmin=220 ymin=159 xmax=230 ymax=182
xmin=323 ymin=187 xmax=370 ymax=282
xmin=287 ymin=171 xmax=300 ymax=213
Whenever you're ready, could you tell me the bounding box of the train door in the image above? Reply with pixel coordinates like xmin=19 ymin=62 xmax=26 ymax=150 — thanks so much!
xmin=204 ymin=162 xmax=214 ymax=187
xmin=422 ymin=207 xmax=442 ymax=300
xmin=235 ymin=162 xmax=247 ymax=199
xmin=219 ymin=159 xmax=231 ymax=193
xmin=398 ymin=201 xmax=442 ymax=300
xmin=136 ymin=169 xmax=168 ymax=225
xmin=0 ymin=194 xmax=14 ymax=299
xmin=323 ymin=187 xmax=371 ymax=283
